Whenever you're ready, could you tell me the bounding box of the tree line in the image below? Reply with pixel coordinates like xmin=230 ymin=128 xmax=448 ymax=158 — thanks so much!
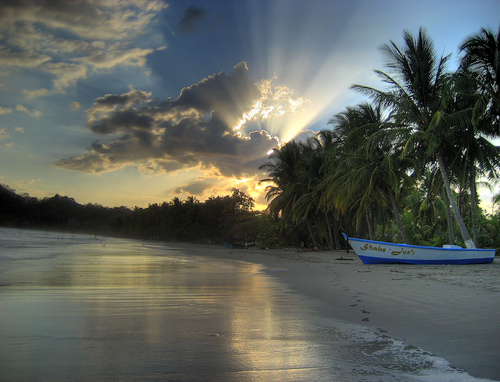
xmin=260 ymin=27 xmax=500 ymax=250
xmin=0 ymin=184 xmax=308 ymax=248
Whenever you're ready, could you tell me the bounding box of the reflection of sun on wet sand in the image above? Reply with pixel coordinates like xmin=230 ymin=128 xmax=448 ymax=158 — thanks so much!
xmin=1 ymin=228 xmax=499 ymax=381
xmin=175 ymin=242 xmax=500 ymax=380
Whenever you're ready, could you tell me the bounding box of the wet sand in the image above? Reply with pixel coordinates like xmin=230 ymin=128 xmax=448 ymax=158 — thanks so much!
xmin=1 ymin=229 xmax=498 ymax=381
xmin=177 ymin=243 xmax=500 ymax=380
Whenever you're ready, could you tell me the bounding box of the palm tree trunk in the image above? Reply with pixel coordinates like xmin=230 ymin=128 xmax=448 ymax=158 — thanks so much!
xmin=365 ymin=210 xmax=375 ymax=240
xmin=469 ymin=165 xmax=479 ymax=247
xmin=324 ymin=213 xmax=334 ymax=250
xmin=388 ymin=190 xmax=409 ymax=244
xmin=331 ymin=214 xmax=342 ymax=250
xmin=315 ymin=218 xmax=325 ymax=248
xmin=306 ymin=220 xmax=319 ymax=248
xmin=444 ymin=192 xmax=455 ymax=244
xmin=436 ymin=151 xmax=475 ymax=248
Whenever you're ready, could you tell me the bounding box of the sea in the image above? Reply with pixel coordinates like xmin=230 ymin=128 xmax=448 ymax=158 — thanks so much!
xmin=0 ymin=227 xmax=494 ymax=381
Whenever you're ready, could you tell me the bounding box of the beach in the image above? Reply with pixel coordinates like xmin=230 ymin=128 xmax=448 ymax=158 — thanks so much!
xmin=1 ymin=228 xmax=499 ymax=381
xmin=178 ymin=242 xmax=500 ymax=380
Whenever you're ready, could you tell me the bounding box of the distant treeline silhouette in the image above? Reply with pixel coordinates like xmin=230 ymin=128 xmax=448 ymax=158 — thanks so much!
xmin=0 ymin=184 xmax=306 ymax=247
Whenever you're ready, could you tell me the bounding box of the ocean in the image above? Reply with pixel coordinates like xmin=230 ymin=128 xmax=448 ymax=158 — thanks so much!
xmin=0 ymin=227 xmax=493 ymax=381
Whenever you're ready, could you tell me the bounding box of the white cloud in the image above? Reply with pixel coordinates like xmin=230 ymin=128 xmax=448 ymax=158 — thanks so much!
xmin=16 ymin=104 xmax=42 ymax=118
xmin=81 ymin=45 xmax=156 ymax=68
xmin=22 ymin=89 xmax=50 ymax=98
xmin=0 ymin=1 xmax=167 ymax=96
xmin=0 ymin=106 xmax=13 ymax=115
xmin=0 ymin=127 xmax=9 ymax=140
xmin=43 ymin=62 xmax=89 ymax=93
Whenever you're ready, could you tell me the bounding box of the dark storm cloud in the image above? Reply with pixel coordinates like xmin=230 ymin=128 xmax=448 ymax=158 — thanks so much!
xmin=90 ymin=90 xmax=152 ymax=112
xmin=158 ymin=62 xmax=260 ymax=121
xmin=89 ymin=110 xmax=155 ymax=134
xmin=178 ymin=6 xmax=207 ymax=33
xmin=56 ymin=62 xmax=279 ymax=176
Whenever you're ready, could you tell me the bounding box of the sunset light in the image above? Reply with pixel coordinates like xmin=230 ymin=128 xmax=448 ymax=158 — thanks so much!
xmin=0 ymin=0 xmax=498 ymax=208
xmin=2 ymin=2 xmax=500 ymax=380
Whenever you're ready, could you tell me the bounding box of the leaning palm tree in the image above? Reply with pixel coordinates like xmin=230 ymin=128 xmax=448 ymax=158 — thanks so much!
xmin=353 ymin=28 xmax=476 ymax=248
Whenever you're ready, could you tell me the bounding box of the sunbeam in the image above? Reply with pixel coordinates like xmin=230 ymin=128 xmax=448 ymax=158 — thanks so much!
xmin=0 ymin=0 xmax=497 ymax=209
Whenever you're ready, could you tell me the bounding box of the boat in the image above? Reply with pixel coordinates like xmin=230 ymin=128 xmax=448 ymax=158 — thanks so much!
xmin=342 ymin=233 xmax=496 ymax=265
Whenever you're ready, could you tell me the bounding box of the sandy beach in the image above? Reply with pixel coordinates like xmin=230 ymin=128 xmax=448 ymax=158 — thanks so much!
xmin=177 ymin=242 xmax=500 ymax=380
xmin=1 ymin=228 xmax=499 ymax=381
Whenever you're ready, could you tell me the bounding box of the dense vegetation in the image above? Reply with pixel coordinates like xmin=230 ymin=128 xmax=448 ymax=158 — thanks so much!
xmin=260 ymin=27 xmax=500 ymax=250
xmin=0 ymin=184 xmax=294 ymax=247
xmin=2 ymin=27 xmax=500 ymax=250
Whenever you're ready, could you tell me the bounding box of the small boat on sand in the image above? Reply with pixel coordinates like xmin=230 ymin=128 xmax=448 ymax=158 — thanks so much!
xmin=342 ymin=233 xmax=496 ymax=265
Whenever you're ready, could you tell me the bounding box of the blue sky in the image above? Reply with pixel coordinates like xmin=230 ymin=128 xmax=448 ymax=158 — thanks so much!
xmin=0 ymin=0 xmax=499 ymax=209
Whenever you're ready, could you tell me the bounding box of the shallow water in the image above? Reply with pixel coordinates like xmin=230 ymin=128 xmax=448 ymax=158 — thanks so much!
xmin=0 ymin=227 xmax=493 ymax=381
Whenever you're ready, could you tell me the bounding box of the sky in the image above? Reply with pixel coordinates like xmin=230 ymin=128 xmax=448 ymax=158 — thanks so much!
xmin=0 ymin=0 xmax=499 ymax=210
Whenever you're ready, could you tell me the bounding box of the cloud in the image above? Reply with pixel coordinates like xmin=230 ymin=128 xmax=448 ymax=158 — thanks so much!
xmin=0 ymin=106 xmax=13 ymax=115
xmin=178 ymin=6 xmax=207 ymax=33
xmin=0 ymin=0 xmax=167 ymax=41
xmin=0 ymin=1 xmax=167 ymax=95
xmin=0 ymin=127 xmax=9 ymax=140
xmin=16 ymin=104 xmax=42 ymax=117
xmin=87 ymin=89 xmax=153 ymax=117
xmin=22 ymin=89 xmax=50 ymax=98
xmin=0 ymin=46 xmax=51 ymax=67
xmin=81 ymin=46 xmax=156 ymax=69
xmin=71 ymin=102 xmax=82 ymax=111
xmin=57 ymin=62 xmax=309 ymax=184
xmin=43 ymin=62 xmax=89 ymax=92
xmin=174 ymin=177 xmax=219 ymax=195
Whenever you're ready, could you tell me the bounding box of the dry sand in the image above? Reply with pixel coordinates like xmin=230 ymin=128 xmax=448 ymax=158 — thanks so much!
xmin=175 ymin=243 xmax=500 ymax=380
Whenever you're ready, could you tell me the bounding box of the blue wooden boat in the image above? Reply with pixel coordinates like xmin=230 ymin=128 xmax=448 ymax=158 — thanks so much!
xmin=342 ymin=233 xmax=496 ymax=265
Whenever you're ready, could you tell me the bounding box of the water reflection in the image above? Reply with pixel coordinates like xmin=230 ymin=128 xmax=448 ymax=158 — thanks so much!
xmin=0 ymin=243 xmax=327 ymax=381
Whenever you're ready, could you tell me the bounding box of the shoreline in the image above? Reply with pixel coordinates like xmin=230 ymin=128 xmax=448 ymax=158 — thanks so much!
xmin=174 ymin=242 xmax=500 ymax=380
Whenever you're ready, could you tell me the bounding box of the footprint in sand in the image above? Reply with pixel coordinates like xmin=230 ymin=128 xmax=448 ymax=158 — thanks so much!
xmin=362 ymin=318 xmax=370 ymax=322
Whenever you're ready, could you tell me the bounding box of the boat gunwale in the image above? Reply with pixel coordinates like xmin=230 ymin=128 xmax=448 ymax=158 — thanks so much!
xmin=344 ymin=235 xmax=495 ymax=252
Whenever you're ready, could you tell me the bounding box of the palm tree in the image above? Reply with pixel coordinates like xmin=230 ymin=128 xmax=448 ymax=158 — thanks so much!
xmin=260 ymin=141 xmax=321 ymax=247
xmin=352 ymin=28 xmax=476 ymax=248
xmin=404 ymin=166 xmax=452 ymax=245
xmin=324 ymin=102 xmax=412 ymax=243
xmin=460 ymin=26 xmax=500 ymax=134
xmin=291 ymin=132 xmax=345 ymax=249
xmin=259 ymin=141 xmax=303 ymax=219
xmin=458 ymin=29 xmax=500 ymax=244
xmin=443 ymin=68 xmax=500 ymax=246
xmin=291 ymin=140 xmax=328 ymax=248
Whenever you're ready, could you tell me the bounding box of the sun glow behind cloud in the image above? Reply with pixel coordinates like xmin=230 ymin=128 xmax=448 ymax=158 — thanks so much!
xmin=232 ymin=0 xmax=377 ymax=146
xmin=232 ymin=76 xmax=309 ymax=145
xmin=1 ymin=0 xmax=498 ymax=209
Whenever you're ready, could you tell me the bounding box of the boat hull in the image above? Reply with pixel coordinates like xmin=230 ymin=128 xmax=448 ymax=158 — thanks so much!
xmin=343 ymin=235 xmax=495 ymax=265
